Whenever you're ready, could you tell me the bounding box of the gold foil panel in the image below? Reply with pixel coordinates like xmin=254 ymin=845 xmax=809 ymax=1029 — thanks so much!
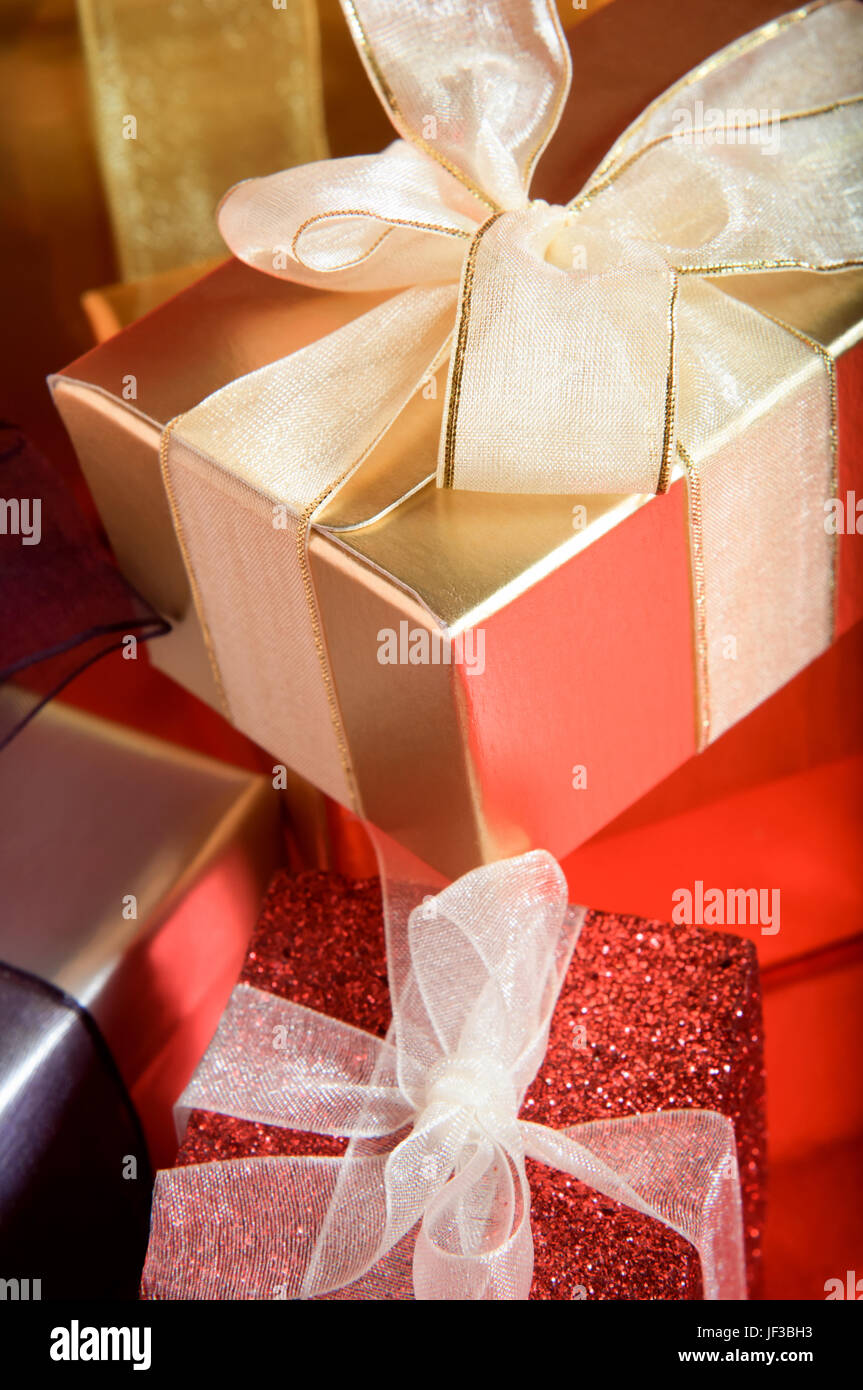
xmin=315 ymin=270 xmax=863 ymax=626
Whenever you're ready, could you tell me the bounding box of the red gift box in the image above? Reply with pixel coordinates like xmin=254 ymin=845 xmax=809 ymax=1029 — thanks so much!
xmin=157 ymin=869 xmax=765 ymax=1300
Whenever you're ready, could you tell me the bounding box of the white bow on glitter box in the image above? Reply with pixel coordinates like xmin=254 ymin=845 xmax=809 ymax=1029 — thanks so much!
xmin=142 ymin=851 xmax=747 ymax=1300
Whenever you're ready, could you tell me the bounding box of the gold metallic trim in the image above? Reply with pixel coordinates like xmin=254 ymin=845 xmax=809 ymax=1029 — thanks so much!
xmin=657 ymin=271 xmax=679 ymax=493
xmin=290 ymin=208 xmax=471 ymax=270
xmin=159 ymin=418 xmax=232 ymax=720
xmin=677 ymin=441 xmax=711 ymax=750
xmin=296 ymin=496 xmax=360 ymax=810
xmin=677 ymin=257 xmax=863 ymax=277
xmin=340 ymin=0 xmax=500 ymax=213
xmin=441 ymin=212 xmax=504 ymax=489
xmin=756 ymin=307 xmax=840 ymax=635
xmin=586 ymin=1 xmax=836 ymax=188
xmin=572 ymin=93 xmax=863 ymax=215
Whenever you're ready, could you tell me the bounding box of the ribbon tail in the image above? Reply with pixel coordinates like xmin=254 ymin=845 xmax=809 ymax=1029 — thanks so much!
xmin=142 ymin=1152 xmax=407 ymax=1300
xmin=174 ymin=982 xmax=410 ymax=1142
xmin=522 ymin=1109 xmax=747 ymax=1300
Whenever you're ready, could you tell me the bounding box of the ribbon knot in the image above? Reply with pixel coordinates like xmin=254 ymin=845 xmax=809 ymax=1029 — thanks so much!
xmin=143 ymin=850 xmax=750 ymax=1300
xmin=419 ymin=1055 xmax=519 ymax=1140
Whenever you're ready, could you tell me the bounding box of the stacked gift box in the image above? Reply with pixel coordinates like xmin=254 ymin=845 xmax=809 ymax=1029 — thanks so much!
xmin=3 ymin=0 xmax=862 ymax=1302
xmin=140 ymin=862 xmax=766 ymax=1300
xmin=0 ymin=690 xmax=281 ymax=1295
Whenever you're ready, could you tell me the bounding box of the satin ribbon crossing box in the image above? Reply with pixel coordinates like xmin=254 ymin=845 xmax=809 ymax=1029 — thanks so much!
xmin=52 ymin=0 xmax=863 ymax=877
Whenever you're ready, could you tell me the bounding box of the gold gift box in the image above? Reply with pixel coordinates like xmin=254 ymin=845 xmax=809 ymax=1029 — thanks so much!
xmin=52 ymin=0 xmax=863 ymax=877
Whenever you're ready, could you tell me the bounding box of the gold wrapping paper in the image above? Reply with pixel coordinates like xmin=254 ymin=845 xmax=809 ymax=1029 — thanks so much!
xmin=76 ymin=0 xmax=328 ymax=279
xmin=82 ymin=257 xmax=226 ymax=340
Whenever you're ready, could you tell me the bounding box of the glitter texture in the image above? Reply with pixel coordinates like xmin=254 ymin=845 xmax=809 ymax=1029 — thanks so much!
xmin=174 ymin=871 xmax=765 ymax=1300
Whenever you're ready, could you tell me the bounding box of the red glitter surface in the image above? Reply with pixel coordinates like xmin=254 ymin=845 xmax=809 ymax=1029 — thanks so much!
xmin=174 ymin=871 xmax=765 ymax=1300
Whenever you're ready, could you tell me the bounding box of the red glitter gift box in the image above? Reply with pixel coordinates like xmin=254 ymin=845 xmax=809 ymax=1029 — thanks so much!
xmin=164 ymin=870 xmax=765 ymax=1300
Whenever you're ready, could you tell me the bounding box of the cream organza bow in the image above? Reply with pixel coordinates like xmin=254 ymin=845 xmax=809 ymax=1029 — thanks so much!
xmin=142 ymin=852 xmax=747 ymax=1300
xmin=217 ymin=0 xmax=863 ymax=496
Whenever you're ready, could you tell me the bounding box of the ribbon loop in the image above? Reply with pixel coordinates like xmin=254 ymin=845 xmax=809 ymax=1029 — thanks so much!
xmin=414 ymin=1140 xmax=534 ymax=1300
xmin=218 ymin=140 xmax=482 ymax=291
xmin=338 ymin=0 xmax=571 ymax=212
xmin=175 ymin=983 xmax=410 ymax=1141
xmin=585 ymin=0 xmax=863 ymax=184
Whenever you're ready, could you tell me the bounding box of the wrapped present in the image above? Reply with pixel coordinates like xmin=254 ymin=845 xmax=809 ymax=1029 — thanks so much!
xmin=0 ymin=961 xmax=151 ymax=1301
xmin=76 ymin=0 xmax=328 ymax=279
xmin=52 ymin=0 xmax=863 ymax=877
xmin=0 ymin=691 xmax=281 ymax=1297
xmin=142 ymin=856 xmax=765 ymax=1300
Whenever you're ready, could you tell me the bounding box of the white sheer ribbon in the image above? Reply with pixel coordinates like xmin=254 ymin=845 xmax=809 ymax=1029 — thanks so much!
xmin=215 ymin=0 xmax=862 ymax=497
xmin=161 ymin=0 xmax=863 ymax=793
xmin=141 ymin=851 xmax=747 ymax=1300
